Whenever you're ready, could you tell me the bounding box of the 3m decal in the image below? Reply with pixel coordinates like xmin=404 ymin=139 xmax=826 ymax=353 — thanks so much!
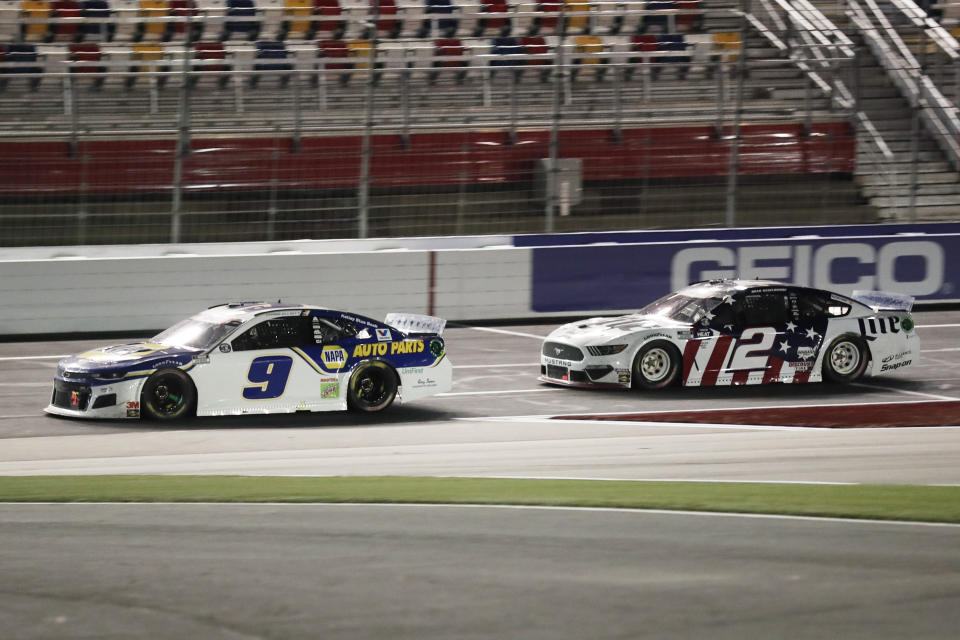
xmin=321 ymin=346 xmax=347 ymax=369
xmin=243 ymin=355 xmax=293 ymax=400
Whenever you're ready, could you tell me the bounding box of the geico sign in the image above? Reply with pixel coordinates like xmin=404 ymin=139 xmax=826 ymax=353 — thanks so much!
xmin=670 ymin=241 xmax=945 ymax=296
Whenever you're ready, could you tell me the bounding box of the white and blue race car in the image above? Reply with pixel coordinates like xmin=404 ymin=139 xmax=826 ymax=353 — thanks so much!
xmin=46 ymin=302 xmax=451 ymax=420
xmin=540 ymin=279 xmax=918 ymax=390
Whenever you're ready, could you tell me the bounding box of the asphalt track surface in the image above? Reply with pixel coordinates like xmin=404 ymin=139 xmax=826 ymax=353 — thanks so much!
xmin=3 ymin=312 xmax=960 ymax=638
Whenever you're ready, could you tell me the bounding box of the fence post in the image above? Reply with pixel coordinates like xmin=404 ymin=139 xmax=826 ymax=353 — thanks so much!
xmin=545 ymin=7 xmax=567 ymax=233
xmin=357 ymin=2 xmax=381 ymax=239
xmin=725 ymin=0 xmax=750 ymax=228
xmin=170 ymin=26 xmax=194 ymax=244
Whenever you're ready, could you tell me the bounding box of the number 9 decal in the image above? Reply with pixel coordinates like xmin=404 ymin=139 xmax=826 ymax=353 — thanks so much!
xmin=244 ymin=355 xmax=293 ymax=400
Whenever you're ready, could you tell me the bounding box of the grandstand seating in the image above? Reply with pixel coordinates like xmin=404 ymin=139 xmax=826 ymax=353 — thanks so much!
xmin=49 ymin=0 xmax=80 ymax=40
xmin=0 ymin=42 xmax=43 ymax=89
xmin=250 ymin=39 xmax=291 ymax=85
xmin=8 ymin=0 xmax=712 ymax=44
xmin=429 ymin=36 xmax=466 ymax=83
xmin=126 ymin=41 xmax=167 ymax=86
xmin=191 ymin=39 xmax=230 ymax=86
xmin=68 ymin=41 xmax=105 ymax=87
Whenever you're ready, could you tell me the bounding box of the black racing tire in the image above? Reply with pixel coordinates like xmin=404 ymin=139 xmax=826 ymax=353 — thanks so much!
xmin=347 ymin=361 xmax=398 ymax=413
xmin=632 ymin=340 xmax=682 ymax=390
xmin=822 ymin=334 xmax=869 ymax=384
xmin=140 ymin=369 xmax=196 ymax=420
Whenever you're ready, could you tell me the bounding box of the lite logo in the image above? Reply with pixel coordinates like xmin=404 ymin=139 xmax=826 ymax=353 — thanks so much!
xmin=670 ymin=241 xmax=945 ymax=295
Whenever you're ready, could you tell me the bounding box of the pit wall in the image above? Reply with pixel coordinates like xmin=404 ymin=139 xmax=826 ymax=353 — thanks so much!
xmin=2 ymin=222 xmax=959 ymax=336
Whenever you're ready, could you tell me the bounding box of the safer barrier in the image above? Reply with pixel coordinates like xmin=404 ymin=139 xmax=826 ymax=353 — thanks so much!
xmin=1 ymin=222 xmax=958 ymax=336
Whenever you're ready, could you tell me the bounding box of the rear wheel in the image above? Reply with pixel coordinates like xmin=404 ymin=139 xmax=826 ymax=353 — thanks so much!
xmin=141 ymin=369 xmax=196 ymax=420
xmin=347 ymin=361 xmax=398 ymax=412
xmin=822 ymin=335 xmax=868 ymax=383
xmin=632 ymin=340 xmax=681 ymax=390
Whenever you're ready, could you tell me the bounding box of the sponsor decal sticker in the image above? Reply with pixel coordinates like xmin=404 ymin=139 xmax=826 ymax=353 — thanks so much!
xmin=787 ymin=361 xmax=813 ymax=371
xmin=219 ymin=344 xmax=232 ymax=353
xmin=796 ymin=346 xmax=816 ymax=360
xmin=321 ymin=346 xmax=347 ymax=369
xmin=321 ymin=382 xmax=340 ymax=399
xmin=414 ymin=377 xmax=437 ymax=389
xmin=544 ymin=357 xmax=572 ymax=366
xmin=901 ymin=316 xmax=914 ymax=332
xmin=882 ymin=350 xmax=911 ymax=364
xmin=880 ymin=360 xmax=912 ymax=372
xmin=375 ymin=328 xmax=392 ymax=342
xmin=429 ymin=339 xmax=444 ymax=358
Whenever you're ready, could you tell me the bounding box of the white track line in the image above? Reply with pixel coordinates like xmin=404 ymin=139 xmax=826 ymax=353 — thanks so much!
xmin=453 ymin=363 xmax=538 ymax=369
xmin=6 ymin=502 xmax=959 ymax=528
xmin=921 ymin=348 xmax=960 ymax=353
xmin=0 ymin=382 xmax=51 ymax=388
xmin=464 ymin=326 xmax=548 ymax=339
xmin=0 ymin=355 xmax=68 ymax=362
xmin=850 ymin=382 xmax=959 ymax=401
xmin=439 ymin=388 xmax=560 ymax=397
xmin=917 ymin=323 xmax=960 ymax=328
xmin=469 ymin=474 xmax=858 ymax=485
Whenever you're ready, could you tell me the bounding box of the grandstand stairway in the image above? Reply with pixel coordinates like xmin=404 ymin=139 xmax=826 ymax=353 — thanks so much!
xmin=814 ymin=0 xmax=960 ymax=220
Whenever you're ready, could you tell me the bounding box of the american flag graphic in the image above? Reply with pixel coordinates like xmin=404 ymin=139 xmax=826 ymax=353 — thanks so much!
xmin=681 ymin=317 xmax=829 ymax=387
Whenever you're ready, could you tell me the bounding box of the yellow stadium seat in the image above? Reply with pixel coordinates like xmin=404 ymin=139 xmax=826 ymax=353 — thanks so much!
xmin=565 ymin=0 xmax=590 ymax=33
xmin=574 ymin=34 xmax=603 ymax=65
xmin=347 ymin=39 xmax=371 ymax=69
xmin=139 ymin=0 xmax=170 ymax=39
xmin=713 ymin=31 xmax=740 ymax=62
xmin=20 ymin=1 xmax=51 ymax=41
xmin=284 ymin=0 xmax=313 ymax=38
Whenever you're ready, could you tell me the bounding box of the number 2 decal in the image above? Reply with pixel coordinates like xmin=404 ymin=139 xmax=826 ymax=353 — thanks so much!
xmin=244 ymin=355 xmax=293 ymax=399
xmin=726 ymin=327 xmax=777 ymax=370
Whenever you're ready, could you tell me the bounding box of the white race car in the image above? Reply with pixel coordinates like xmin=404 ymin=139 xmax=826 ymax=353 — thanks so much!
xmin=46 ymin=302 xmax=451 ymax=419
xmin=540 ymin=279 xmax=918 ymax=389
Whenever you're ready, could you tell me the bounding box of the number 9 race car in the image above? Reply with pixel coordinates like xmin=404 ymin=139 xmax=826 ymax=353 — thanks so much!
xmin=540 ymin=279 xmax=918 ymax=390
xmin=46 ymin=302 xmax=451 ymax=420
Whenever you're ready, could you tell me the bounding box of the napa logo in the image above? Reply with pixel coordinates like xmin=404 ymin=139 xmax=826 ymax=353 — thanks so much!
xmin=321 ymin=346 xmax=347 ymax=369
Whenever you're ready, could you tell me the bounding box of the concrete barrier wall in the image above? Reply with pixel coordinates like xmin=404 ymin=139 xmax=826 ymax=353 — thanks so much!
xmin=3 ymin=224 xmax=959 ymax=336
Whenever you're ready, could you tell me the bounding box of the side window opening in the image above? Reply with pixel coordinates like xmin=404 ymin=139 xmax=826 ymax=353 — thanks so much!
xmin=232 ymin=317 xmax=309 ymax=351
xmin=743 ymin=292 xmax=789 ymax=326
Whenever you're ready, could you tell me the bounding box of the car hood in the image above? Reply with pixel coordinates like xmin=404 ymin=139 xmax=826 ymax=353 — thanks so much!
xmin=546 ymin=314 xmax=693 ymax=347
xmin=58 ymin=342 xmax=200 ymax=375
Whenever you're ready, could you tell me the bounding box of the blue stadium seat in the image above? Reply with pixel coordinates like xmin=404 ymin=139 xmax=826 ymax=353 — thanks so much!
xmin=250 ymin=40 xmax=292 ymax=86
xmin=223 ymin=0 xmax=261 ymax=41
xmin=419 ymin=0 xmax=458 ymax=38
xmin=0 ymin=43 xmax=43 ymax=90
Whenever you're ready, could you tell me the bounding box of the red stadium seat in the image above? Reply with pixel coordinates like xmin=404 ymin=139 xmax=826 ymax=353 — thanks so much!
xmin=314 ymin=0 xmax=345 ymax=39
xmin=50 ymin=0 xmax=81 ymax=40
xmin=429 ymin=37 xmax=466 ymax=83
xmin=192 ymin=40 xmax=230 ymax=87
xmin=69 ymin=41 xmax=106 ymax=88
xmin=472 ymin=0 xmax=509 ymax=37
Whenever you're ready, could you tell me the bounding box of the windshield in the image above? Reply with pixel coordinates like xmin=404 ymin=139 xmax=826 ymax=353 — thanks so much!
xmin=638 ymin=293 xmax=723 ymax=324
xmin=152 ymin=318 xmax=237 ymax=351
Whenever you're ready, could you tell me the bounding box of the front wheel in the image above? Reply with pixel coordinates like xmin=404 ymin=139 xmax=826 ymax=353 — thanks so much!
xmin=632 ymin=340 xmax=682 ymax=390
xmin=822 ymin=335 xmax=868 ymax=383
xmin=347 ymin=361 xmax=398 ymax=412
xmin=141 ymin=369 xmax=196 ymax=420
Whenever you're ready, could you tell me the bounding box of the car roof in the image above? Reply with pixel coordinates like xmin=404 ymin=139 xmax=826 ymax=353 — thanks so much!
xmin=680 ymin=279 xmax=788 ymax=298
xmin=193 ymin=302 xmax=324 ymax=324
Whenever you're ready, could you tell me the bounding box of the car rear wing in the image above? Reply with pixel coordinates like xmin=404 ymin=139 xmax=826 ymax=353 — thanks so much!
xmin=384 ymin=313 xmax=447 ymax=336
xmin=852 ymin=290 xmax=915 ymax=312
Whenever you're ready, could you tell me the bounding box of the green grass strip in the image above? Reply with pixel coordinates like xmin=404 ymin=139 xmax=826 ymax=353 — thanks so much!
xmin=0 ymin=476 xmax=958 ymax=523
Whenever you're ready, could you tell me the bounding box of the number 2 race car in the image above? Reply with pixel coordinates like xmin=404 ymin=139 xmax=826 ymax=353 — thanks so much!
xmin=46 ymin=302 xmax=451 ymax=420
xmin=540 ymin=279 xmax=918 ymax=390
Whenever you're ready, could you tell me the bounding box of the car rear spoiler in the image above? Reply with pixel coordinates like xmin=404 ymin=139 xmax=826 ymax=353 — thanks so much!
xmin=851 ymin=290 xmax=915 ymax=312
xmin=384 ymin=313 xmax=447 ymax=336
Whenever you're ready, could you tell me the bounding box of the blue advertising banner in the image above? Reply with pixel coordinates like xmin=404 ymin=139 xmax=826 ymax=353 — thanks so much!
xmin=531 ymin=234 xmax=960 ymax=312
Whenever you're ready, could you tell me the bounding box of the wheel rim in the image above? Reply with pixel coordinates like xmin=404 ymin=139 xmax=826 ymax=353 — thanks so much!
xmin=830 ymin=341 xmax=861 ymax=376
xmin=640 ymin=347 xmax=671 ymax=382
xmin=150 ymin=375 xmax=186 ymax=416
xmin=355 ymin=368 xmax=388 ymax=406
